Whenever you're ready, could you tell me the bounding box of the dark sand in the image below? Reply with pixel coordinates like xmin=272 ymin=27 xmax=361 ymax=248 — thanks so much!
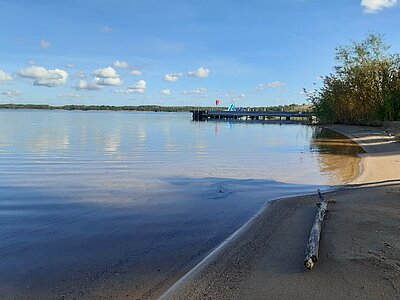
xmin=161 ymin=124 xmax=400 ymax=299
xmin=161 ymin=186 xmax=400 ymax=299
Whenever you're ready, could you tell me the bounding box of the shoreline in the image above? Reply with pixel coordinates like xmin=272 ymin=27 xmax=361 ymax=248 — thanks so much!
xmin=160 ymin=124 xmax=400 ymax=299
xmin=159 ymin=190 xmax=323 ymax=299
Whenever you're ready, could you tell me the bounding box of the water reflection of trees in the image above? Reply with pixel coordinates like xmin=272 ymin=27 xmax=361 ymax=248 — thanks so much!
xmin=310 ymin=128 xmax=365 ymax=184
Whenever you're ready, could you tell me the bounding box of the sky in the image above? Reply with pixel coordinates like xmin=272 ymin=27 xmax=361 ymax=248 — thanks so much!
xmin=1 ymin=0 xmax=400 ymax=107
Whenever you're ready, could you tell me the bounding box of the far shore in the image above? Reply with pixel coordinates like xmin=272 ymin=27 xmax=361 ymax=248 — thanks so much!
xmin=161 ymin=123 xmax=400 ymax=299
xmin=0 ymin=103 xmax=310 ymax=113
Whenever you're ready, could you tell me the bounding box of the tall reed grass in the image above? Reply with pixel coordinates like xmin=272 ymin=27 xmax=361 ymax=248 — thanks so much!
xmin=307 ymin=34 xmax=400 ymax=125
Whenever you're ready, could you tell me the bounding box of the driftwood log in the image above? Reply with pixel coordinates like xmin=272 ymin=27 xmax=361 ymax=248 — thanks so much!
xmin=304 ymin=189 xmax=330 ymax=270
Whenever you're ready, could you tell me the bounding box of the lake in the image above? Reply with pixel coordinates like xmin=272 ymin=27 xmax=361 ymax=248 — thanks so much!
xmin=0 ymin=110 xmax=363 ymax=298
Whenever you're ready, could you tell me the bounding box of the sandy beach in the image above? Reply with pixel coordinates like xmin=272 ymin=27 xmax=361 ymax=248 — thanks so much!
xmin=161 ymin=123 xmax=400 ymax=299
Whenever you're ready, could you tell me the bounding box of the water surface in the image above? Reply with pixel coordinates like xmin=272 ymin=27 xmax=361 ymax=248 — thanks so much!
xmin=0 ymin=110 xmax=363 ymax=298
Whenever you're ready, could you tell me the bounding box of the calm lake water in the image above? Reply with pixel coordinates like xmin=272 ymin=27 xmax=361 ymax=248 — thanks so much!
xmin=0 ymin=110 xmax=363 ymax=298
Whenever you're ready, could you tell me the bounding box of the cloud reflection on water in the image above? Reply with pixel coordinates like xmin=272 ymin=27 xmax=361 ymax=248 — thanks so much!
xmin=0 ymin=111 xmax=365 ymax=190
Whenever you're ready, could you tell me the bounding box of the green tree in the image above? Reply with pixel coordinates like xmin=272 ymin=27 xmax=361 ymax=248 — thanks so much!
xmin=308 ymin=33 xmax=400 ymax=124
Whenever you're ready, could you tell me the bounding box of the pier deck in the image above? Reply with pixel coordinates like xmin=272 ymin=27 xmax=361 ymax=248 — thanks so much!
xmin=191 ymin=110 xmax=314 ymax=122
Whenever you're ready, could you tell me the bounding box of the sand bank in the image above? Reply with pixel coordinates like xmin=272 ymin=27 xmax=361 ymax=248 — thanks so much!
xmin=325 ymin=124 xmax=400 ymax=184
xmin=161 ymin=124 xmax=400 ymax=299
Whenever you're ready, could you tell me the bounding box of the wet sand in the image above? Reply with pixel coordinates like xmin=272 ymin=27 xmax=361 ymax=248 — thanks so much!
xmin=161 ymin=124 xmax=400 ymax=299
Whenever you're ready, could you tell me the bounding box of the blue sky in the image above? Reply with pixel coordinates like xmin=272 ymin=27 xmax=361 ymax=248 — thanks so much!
xmin=1 ymin=0 xmax=400 ymax=107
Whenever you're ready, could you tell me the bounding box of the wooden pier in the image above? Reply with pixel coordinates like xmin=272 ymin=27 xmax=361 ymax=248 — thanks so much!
xmin=191 ymin=110 xmax=314 ymax=122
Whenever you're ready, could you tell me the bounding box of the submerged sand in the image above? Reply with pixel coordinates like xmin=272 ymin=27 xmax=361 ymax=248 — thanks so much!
xmin=161 ymin=124 xmax=400 ymax=299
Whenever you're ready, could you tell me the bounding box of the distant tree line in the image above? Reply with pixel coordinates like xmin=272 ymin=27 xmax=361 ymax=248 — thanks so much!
xmin=306 ymin=33 xmax=400 ymax=125
xmin=0 ymin=103 xmax=311 ymax=113
xmin=0 ymin=104 xmax=225 ymax=112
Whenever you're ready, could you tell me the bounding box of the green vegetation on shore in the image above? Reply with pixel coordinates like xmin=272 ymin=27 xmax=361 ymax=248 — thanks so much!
xmin=0 ymin=103 xmax=311 ymax=113
xmin=307 ymin=34 xmax=400 ymax=125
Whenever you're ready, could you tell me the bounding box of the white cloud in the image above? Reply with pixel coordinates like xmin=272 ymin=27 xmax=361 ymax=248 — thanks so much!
xmin=18 ymin=66 xmax=68 ymax=87
xmin=114 ymin=80 xmax=147 ymax=94
xmin=130 ymin=70 xmax=143 ymax=76
xmin=89 ymin=67 xmax=122 ymax=86
xmin=58 ymin=93 xmax=82 ymax=98
xmin=74 ymin=67 xmax=122 ymax=89
xmin=75 ymin=80 xmax=102 ymax=91
xmin=361 ymin=0 xmax=398 ymax=12
xmin=0 ymin=70 xmax=13 ymax=81
xmin=268 ymin=81 xmax=286 ymax=88
xmin=95 ymin=77 xmax=122 ymax=86
xmin=113 ymin=60 xmax=129 ymax=68
xmin=164 ymin=73 xmax=183 ymax=82
xmin=77 ymin=71 xmax=86 ymax=78
xmin=181 ymin=88 xmax=208 ymax=95
xmin=257 ymin=81 xmax=286 ymax=91
xmin=101 ymin=26 xmax=113 ymax=33
xmin=187 ymin=67 xmax=210 ymax=78
xmin=1 ymin=90 xmax=21 ymax=97
xmin=160 ymin=89 xmax=172 ymax=95
xmin=66 ymin=64 xmax=75 ymax=68
xmin=168 ymin=67 xmax=212 ymax=80
xmin=130 ymin=79 xmax=147 ymax=93
xmin=40 ymin=39 xmax=50 ymax=48
xmin=92 ymin=66 xmax=119 ymax=78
